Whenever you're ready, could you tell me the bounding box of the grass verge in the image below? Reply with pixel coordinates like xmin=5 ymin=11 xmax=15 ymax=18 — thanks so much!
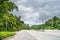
xmin=0 ymin=32 xmax=16 ymax=40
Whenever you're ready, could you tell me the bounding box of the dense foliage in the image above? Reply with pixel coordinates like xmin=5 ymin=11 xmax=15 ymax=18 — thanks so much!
xmin=0 ymin=0 xmax=30 ymax=31
xmin=31 ymin=16 xmax=60 ymax=30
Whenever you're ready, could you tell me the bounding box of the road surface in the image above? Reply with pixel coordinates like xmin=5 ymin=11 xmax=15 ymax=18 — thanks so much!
xmin=5 ymin=30 xmax=60 ymax=40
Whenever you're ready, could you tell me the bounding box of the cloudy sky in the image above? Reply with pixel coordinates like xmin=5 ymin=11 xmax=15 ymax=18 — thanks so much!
xmin=12 ymin=0 xmax=60 ymax=26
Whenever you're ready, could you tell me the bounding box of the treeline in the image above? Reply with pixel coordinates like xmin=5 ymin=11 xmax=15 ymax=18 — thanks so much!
xmin=0 ymin=0 xmax=30 ymax=31
xmin=31 ymin=16 xmax=60 ymax=30
xmin=0 ymin=13 xmax=30 ymax=31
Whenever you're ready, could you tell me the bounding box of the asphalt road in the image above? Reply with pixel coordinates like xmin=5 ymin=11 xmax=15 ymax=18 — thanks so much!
xmin=26 ymin=30 xmax=60 ymax=40
xmin=6 ymin=30 xmax=60 ymax=40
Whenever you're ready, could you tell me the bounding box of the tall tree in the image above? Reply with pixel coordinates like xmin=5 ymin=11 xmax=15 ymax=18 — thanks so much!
xmin=0 ymin=0 xmax=18 ymax=13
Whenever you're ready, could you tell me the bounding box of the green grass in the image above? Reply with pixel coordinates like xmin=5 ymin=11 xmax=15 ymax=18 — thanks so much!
xmin=0 ymin=32 xmax=16 ymax=39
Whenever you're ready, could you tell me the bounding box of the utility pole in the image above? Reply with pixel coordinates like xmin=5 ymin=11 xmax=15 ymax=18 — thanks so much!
xmin=6 ymin=18 xmax=7 ymax=32
xmin=41 ymin=17 xmax=44 ymax=32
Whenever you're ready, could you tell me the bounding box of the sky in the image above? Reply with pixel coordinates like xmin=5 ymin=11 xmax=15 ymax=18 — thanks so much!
xmin=12 ymin=0 xmax=60 ymax=26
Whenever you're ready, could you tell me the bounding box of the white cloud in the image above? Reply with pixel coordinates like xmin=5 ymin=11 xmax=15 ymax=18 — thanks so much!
xmin=12 ymin=0 xmax=60 ymax=26
xmin=18 ymin=5 xmax=33 ymax=12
